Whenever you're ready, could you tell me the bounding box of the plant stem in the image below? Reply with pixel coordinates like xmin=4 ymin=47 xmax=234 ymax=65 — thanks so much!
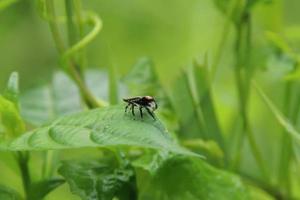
xmin=45 ymin=0 xmax=103 ymax=108
xmin=231 ymin=8 xmax=269 ymax=180
xmin=15 ymin=152 xmax=31 ymax=199
xmin=211 ymin=0 xmax=238 ymax=80
xmin=277 ymin=82 xmax=293 ymax=197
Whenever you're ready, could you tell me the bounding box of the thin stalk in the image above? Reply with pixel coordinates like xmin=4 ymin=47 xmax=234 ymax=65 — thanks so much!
xmin=15 ymin=152 xmax=31 ymax=199
xmin=65 ymin=0 xmax=78 ymax=47
xmin=45 ymin=0 xmax=102 ymax=108
xmin=45 ymin=0 xmax=65 ymax=54
xmin=211 ymin=0 xmax=239 ymax=80
xmin=73 ymin=0 xmax=86 ymax=69
xmin=277 ymin=82 xmax=293 ymax=197
xmin=231 ymin=10 xmax=269 ymax=180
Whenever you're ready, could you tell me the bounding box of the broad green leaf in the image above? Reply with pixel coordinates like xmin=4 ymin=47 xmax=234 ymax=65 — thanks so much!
xmin=0 ymin=185 xmax=21 ymax=200
xmin=135 ymin=155 xmax=249 ymax=200
xmin=254 ymin=82 xmax=300 ymax=162
xmin=0 ymin=96 xmax=25 ymax=140
xmin=2 ymin=105 xmax=200 ymax=157
xmin=58 ymin=158 xmax=136 ymax=200
xmin=4 ymin=72 xmax=19 ymax=106
xmin=28 ymin=178 xmax=65 ymax=200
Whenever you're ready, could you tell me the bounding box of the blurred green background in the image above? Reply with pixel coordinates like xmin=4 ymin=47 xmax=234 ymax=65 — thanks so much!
xmin=1 ymin=0 xmax=297 ymax=89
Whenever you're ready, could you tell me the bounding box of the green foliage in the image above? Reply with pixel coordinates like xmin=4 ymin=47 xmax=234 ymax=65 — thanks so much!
xmin=255 ymin=83 xmax=300 ymax=159
xmin=3 ymin=105 xmax=199 ymax=158
xmin=135 ymin=155 xmax=249 ymax=200
xmin=59 ymin=158 xmax=136 ymax=200
xmin=0 ymin=96 xmax=25 ymax=140
xmin=123 ymin=57 xmax=160 ymax=97
xmin=4 ymin=72 xmax=19 ymax=107
xmin=20 ymin=71 xmax=82 ymax=126
xmin=0 ymin=185 xmax=21 ymax=200
xmin=28 ymin=178 xmax=65 ymax=200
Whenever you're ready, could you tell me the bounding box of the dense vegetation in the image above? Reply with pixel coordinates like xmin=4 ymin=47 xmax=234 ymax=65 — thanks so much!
xmin=1 ymin=0 xmax=300 ymax=199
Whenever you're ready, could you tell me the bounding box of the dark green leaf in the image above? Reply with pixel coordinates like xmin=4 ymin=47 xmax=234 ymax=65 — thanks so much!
xmin=136 ymin=155 xmax=250 ymax=200
xmin=0 ymin=185 xmax=21 ymax=200
xmin=28 ymin=178 xmax=65 ymax=200
xmin=59 ymin=158 xmax=136 ymax=200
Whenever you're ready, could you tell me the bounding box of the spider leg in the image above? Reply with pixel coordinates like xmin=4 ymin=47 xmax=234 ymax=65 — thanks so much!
xmin=131 ymin=104 xmax=135 ymax=116
xmin=139 ymin=106 xmax=143 ymax=118
xmin=145 ymin=107 xmax=155 ymax=120
xmin=125 ymin=103 xmax=130 ymax=113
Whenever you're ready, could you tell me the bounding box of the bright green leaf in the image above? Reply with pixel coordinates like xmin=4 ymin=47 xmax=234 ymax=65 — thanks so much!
xmin=0 ymin=96 xmax=25 ymax=140
xmin=2 ymin=105 xmax=201 ymax=158
xmin=136 ymin=155 xmax=249 ymax=200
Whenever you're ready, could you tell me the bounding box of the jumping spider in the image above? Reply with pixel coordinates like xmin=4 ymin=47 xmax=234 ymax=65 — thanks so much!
xmin=123 ymin=96 xmax=158 ymax=120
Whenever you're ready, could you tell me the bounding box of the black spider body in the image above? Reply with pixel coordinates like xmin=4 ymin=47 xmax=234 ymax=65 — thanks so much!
xmin=123 ymin=96 xmax=157 ymax=120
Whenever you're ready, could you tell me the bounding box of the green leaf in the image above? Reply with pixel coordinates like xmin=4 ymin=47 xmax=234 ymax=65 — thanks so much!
xmin=0 ymin=96 xmax=25 ymax=140
xmin=136 ymin=155 xmax=249 ymax=200
xmin=168 ymin=70 xmax=204 ymax=139
xmin=193 ymin=62 xmax=225 ymax=152
xmin=0 ymin=185 xmax=22 ymax=200
xmin=20 ymin=71 xmax=83 ymax=126
xmin=123 ymin=57 xmax=159 ymax=97
xmin=20 ymin=70 xmax=125 ymax=126
xmin=28 ymin=178 xmax=65 ymax=200
xmin=3 ymin=105 xmax=200 ymax=157
xmin=58 ymin=158 xmax=136 ymax=200
xmin=4 ymin=72 xmax=19 ymax=106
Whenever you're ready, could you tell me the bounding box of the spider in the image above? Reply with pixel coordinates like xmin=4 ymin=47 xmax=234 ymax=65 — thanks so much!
xmin=123 ymin=96 xmax=158 ymax=120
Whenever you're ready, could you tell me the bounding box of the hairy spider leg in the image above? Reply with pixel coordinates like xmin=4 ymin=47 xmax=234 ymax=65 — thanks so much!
xmin=131 ymin=103 xmax=135 ymax=116
xmin=139 ymin=106 xmax=143 ymax=118
xmin=145 ymin=107 xmax=155 ymax=120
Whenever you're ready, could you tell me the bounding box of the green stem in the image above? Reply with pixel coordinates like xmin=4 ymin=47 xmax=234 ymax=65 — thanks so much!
xmin=45 ymin=0 xmax=103 ymax=108
xmin=65 ymin=0 xmax=78 ymax=47
xmin=231 ymin=9 xmax=269 ymax=180
xmin=73 ymin=0 xmax=86 ymax=69
xmin=45 ymin=0 xmax=65 ymax=54
xmin=278 ymin=82 xmax=293 ymax=197
xmin=211 ymin=0 xmax=239 ymax=80
xmin=15 ymin=152 xmax=31 ymax=199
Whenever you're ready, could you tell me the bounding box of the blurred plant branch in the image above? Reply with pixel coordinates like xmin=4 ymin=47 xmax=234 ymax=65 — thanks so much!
xmin=45 ymin=0 xmax=104 ymax=108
